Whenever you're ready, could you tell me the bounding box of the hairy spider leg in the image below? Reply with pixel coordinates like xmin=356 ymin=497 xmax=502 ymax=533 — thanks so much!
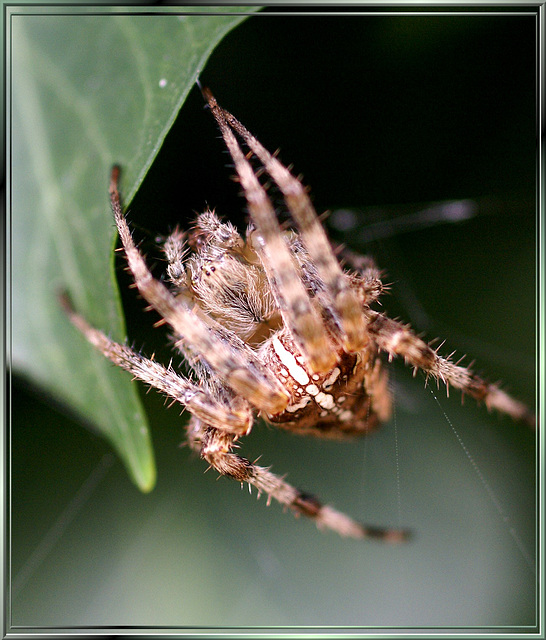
xmin=203 ymin=95 xmax=338 ymax=375
xmin=59 ymin=293 xmax=253 ymax=434
xmin=108 ymin=167 xmax=289 ymax=416
xmin=187 ymin=418 xmax=410 ymax=542
xmin=337 ymin=247 xmax=384 ymax=305
xmin=162 ymin=226 xmax=187 ymax=288
xmin=208 ymin=90 xmax=368 ymax=354
xmin=368 ymin=310 xmax=536 ymax=427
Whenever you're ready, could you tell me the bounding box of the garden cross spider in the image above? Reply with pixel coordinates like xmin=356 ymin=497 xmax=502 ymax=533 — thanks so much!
xmin=61 ymin=88 xmax=535 ymax=542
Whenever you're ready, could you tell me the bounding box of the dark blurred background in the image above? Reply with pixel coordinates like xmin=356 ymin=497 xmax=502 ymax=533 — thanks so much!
xmin=12 ymin=10 xmax=536 ymax=630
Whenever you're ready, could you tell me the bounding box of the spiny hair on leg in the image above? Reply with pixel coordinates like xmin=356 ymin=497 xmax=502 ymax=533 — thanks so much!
xmin=189 ymin=418 xmax=410 ymax=542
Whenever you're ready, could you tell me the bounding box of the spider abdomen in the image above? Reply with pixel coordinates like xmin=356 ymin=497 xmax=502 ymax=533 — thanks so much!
xmin=260 ymin=331 xmax=383 ymax=438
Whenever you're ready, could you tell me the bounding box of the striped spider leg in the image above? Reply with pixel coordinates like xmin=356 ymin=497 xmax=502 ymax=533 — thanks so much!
xmin=59 ymin=293 xmax=252 ymax=436
xmin=367 ymin=311 xmax=535 ymax=425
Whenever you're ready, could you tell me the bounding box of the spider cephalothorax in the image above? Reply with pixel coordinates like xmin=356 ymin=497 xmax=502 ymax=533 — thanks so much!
xmin=61 ymin=88 xmax=534 ymax=542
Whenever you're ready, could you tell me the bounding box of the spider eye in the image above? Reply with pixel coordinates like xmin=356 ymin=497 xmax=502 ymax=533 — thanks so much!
xmin=201 ymin=262 xmax=219 ymax=278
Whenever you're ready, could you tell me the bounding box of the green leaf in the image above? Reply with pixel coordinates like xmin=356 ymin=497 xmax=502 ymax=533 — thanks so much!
xmin=10 ymin=8 xmax=257 ymax=492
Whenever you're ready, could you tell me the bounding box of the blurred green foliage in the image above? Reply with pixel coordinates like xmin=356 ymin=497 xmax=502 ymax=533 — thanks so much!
xmin=11 ymin=7 xmax=255 ymax=490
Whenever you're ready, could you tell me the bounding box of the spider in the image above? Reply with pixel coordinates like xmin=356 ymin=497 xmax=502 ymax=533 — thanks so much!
xmin=60 ymin=88 xmax=535 ymax=542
